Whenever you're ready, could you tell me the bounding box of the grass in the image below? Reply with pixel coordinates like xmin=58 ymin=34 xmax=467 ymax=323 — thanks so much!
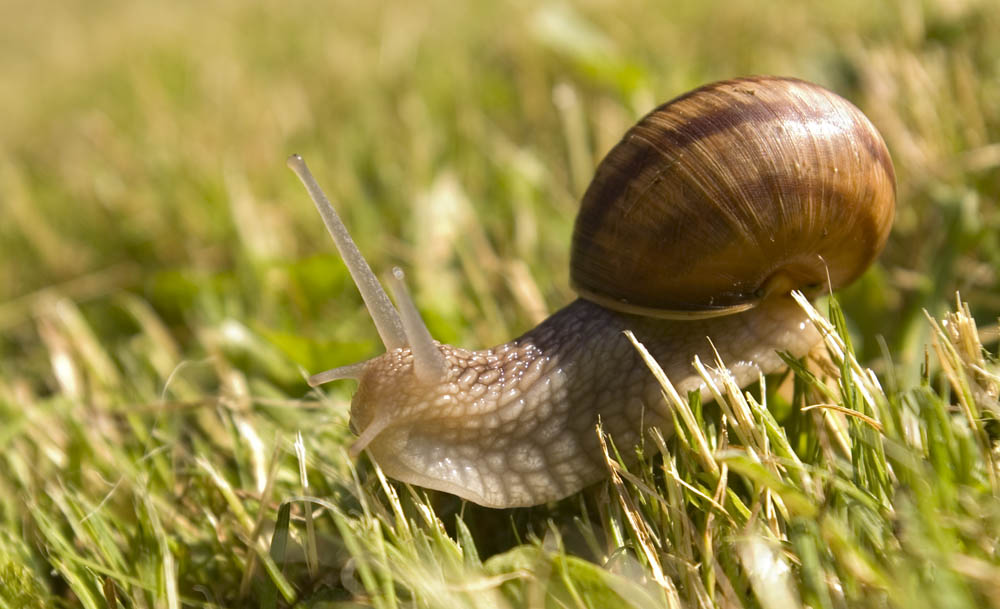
xmin=2 ymin=0 xmax=1000 ymax=606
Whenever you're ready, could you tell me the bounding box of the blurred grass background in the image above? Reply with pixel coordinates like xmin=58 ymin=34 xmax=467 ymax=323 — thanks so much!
xmin=2 ymin=0 xmax=1000 ymax=607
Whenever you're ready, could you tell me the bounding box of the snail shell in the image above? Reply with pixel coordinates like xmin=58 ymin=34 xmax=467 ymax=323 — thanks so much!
xmin=290 ymin=76 xmax=896 ymax=508
xmin=571 ymin=76 xmax=895 ymax=317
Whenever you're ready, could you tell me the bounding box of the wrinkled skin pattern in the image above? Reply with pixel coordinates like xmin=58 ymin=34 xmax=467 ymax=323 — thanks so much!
xmin=350 ymin=296 xmax=819 ymax=508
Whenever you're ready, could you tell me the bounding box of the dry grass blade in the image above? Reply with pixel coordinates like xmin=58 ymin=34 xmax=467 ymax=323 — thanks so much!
xmin=597 ymin=425 xmax=683 ymax=608
xmin=624 ymin=329 xmax=719 ymax=476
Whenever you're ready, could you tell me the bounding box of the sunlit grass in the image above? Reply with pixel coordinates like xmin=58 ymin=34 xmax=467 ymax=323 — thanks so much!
xmin=2 ymin=0 xmax=1000 ymax=606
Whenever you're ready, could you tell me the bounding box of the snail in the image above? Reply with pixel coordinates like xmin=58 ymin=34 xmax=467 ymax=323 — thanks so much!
xmin=288 ymin=76 xmax=896 ymax=508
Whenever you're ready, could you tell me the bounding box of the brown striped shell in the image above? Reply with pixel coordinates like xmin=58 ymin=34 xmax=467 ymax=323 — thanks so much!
xmin=570 ymin=76 xmax=896 ymax=317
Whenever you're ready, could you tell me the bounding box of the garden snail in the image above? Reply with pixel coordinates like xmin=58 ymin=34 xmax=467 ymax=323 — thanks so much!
xmin=288 ymin=76 xmax=895 ymax=508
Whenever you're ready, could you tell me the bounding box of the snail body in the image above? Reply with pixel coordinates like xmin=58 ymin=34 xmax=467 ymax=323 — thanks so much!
xmin=348 ymin=297 xmax=818 ymax=507
xmin=289 ymin=76 xmax=895 ymax=508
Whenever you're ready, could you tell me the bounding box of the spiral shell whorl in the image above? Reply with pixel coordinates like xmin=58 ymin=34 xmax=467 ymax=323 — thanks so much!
xmin=570 ymin=76 xmax=896 ymax=315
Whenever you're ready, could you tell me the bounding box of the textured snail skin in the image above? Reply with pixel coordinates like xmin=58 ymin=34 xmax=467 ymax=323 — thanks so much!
xmin=351 ymin=296 xmax=819 ymax=508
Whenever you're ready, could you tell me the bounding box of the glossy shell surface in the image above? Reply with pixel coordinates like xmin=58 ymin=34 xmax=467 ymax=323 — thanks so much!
xmin=570 ymin=76 xmax=896 ymax=315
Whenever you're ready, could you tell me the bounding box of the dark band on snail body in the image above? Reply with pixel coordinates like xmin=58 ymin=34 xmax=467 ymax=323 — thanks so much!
xmin=636 ymin=76 xmax=896 ymax=187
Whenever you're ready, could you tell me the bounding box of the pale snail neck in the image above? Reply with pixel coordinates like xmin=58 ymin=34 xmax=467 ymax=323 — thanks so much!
xmin=349 ymin=296 xmax=820 ymax=508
